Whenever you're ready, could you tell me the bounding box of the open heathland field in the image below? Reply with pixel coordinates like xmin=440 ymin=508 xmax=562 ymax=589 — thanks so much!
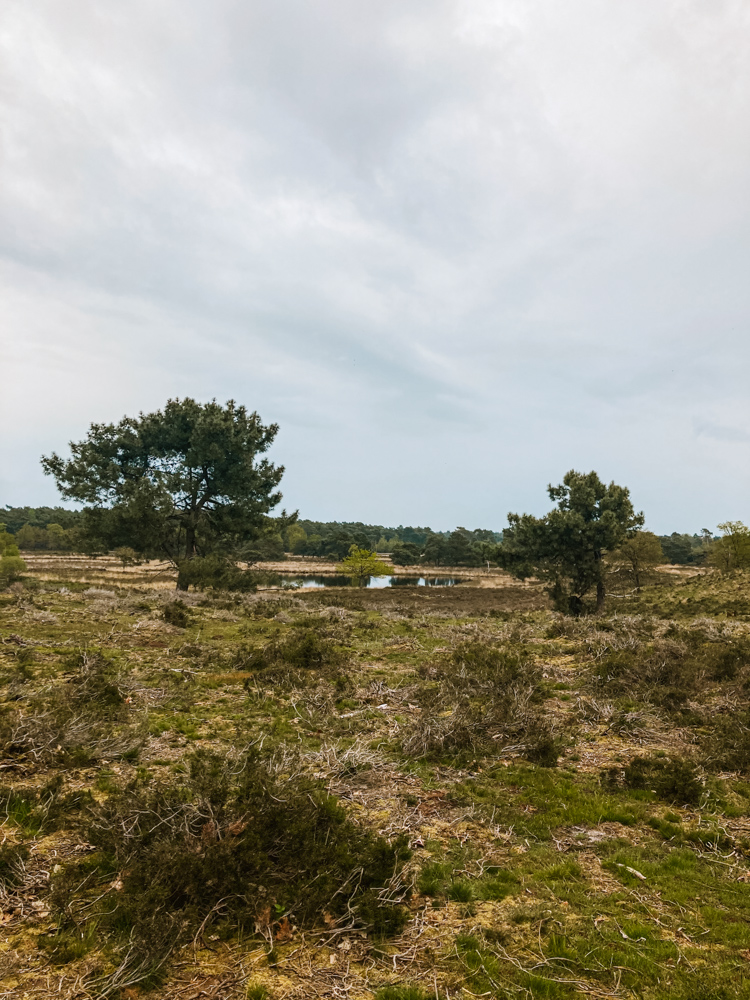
xmin=4 ymin=559 xmax=750 ymax=998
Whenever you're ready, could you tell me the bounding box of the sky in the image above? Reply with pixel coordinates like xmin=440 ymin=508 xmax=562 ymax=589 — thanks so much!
xmin=2 ymin=0 xmax=749 ymax=533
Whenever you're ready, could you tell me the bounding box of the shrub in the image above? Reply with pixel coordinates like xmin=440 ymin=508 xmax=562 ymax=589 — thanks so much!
xmin=0 ymin=777 xmax=92 ymax=836
xmin=339 ymin=546 xmax=391 ymax=583
xmin=64 ymin=649 xmax=126 ymax=715
xmin=175 ymin=555 xmax=274 ymax=592
xmin=52 ymin=750 xmax=410 ymax=988
xmin=237 ymin=628 xmax=351 ymax=688
xmin=163 ymin=599 xmax=192 ymax=628
xmin=702 ymin=712 xmax=750 ymax=773
xmin=403 ymin=642 xmax=547 ymax=760
xmin=593 ymin=636 xmax=750 ymax=714
xmin=606 ymin=755 xmax=703 ymax=805
xmin=522 ymin=717 xmax=561 ymax=767
xmin=0 ymin=649 xmax=142 ymax=765
xmin=0 ymin=550 xmax=26 ymax=584
xmin=417 ymin=861 xmax=449 ymax=896
xmin=0 ymin=843 xmax=29 ymax=889
xmin=448 ymin=880 xmax=474 ymax=902
xmin=14 ymin=647 xmax=35 ymax=681
xmin=703 ymin=640 xmax=750 ymax=682
xmin=113 ymin=546 xmax=141 ymax=566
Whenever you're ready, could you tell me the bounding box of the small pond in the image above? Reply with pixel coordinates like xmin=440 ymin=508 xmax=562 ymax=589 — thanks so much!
xmin=278 ymin=575 xmax=464 ymax=589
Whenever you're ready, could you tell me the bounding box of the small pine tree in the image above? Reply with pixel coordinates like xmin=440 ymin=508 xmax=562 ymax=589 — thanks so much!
xmin=500 ymin=470 xmax=644 ymax=614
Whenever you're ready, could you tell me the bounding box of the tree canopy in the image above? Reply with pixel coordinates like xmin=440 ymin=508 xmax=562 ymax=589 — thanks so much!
xmin=707 ymin=521 xmax=750 ymax=572
xmin=611 ymin=530 xmax=663 ymax=591
xmin=658 ymin=531 xmax=712 ymax=565
xmin=338 ymin=545 xmax=390 ymax=584
xmin=285 ymin=521 xmax=501 ymax=564
xmin=41 ymin=399 xmax=285 ymax=585
xmin=500 ymin=470 xmax=644 ymax=614
xmin=1 ymin=505 xmax=83 ymax=535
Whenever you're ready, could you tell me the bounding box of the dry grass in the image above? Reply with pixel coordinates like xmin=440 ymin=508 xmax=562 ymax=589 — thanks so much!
xmin=3 ymin=557 xmax=750 ymax=998
xmin=19 ymin=553 xmax=178 ymax=590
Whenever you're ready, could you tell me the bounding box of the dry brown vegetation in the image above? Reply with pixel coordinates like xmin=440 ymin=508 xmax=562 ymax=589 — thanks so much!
xmin=3 ymin=557 xmax=750 ymax=999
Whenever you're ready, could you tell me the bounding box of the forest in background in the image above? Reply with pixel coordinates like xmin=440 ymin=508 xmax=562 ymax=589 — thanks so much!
xmin=0 ymin=504 xmax=715 ymax=567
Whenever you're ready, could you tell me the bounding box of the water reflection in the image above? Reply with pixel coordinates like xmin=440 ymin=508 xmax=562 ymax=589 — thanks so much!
xmin=278 ymin=575 xmax=463 ymax=589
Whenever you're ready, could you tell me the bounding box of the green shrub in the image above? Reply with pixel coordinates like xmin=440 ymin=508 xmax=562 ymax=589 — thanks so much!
xmin=113 ymin=546 xmax=141 ymax=566
xmin=38 ymin=921 xmax=99 ymax=965
xmin=702 ymin=712 xmax=750 ymax=773
xmin=448 ymin=641 xmax=532 ymax=684
xmin=237 ymin=628 xmax=350 ymax=688
xmin=703 ymin=640 xmax=750 ymax=682
xmin=404 ymin=642 xmax=546 ymax=760
xmin=163 ymin=599 xmax=192 ymax=628
xmin=522 ymin=717 xmax=561 ymax=767
xmin=616 ymin=756 xmax=703 ymax=805
xmin=175 ymin=556 xmax=277 ymax=592
xmin=0 ymin=551 xmax=26 ymax=583
xmin=447 ymin=880 xmax=474 ymax=902
xmin=14 ymin=647 xmax=35 ymax=681
xmin=0 ymin=776 xmax=92 ymax=836
xmin=52 ymin=750 xmax=410 ymax=989
xmin=594 ymin=636 xmax=750 ymax=714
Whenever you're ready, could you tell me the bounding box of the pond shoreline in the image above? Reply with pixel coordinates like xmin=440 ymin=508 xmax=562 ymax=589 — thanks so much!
xmin=17 ymin=552 xmax=539 ymax=591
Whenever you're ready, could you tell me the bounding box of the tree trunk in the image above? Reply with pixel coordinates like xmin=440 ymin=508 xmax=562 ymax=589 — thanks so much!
xmin=568 ymin=594 xmax=583 ymax=616
xmin=185 ymin=523 xmax=197 ymax=560
xmin=176 ymin=523 xmax=197 ymax=591
xmin=595 ymin=548 xmax=605 ymax=612
xmin=551 ymin=579 xmax=569 ymax=613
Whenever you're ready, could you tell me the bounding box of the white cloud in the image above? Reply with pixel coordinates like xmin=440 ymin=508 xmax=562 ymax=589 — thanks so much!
xmin=2 ymin=0 xmax=749 ymax=531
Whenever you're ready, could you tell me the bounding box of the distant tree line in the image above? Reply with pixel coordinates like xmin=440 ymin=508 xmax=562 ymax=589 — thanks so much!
xmin=0 ymin=502 xmax=503 ymax=567
xmin=1 ymin=505 xmax=83 ymax=534
xmin=284 ymin=522 xmax=502 ymax=566
xmin=652 ymin=523 xmax=750 ymax=575
xmin=0 ymin=505 xmax=729 ymax=570
xmin=1 ymin=506 xmax=82 ymax=550
xmin=658 ymin=531 xmax=714 ymax=565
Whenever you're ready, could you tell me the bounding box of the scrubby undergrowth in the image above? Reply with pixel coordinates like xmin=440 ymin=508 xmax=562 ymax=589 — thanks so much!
xmin=3 ymin=564 xmax=750 ymax=997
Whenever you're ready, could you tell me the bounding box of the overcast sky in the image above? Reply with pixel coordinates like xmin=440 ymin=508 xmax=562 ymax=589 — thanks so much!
xmin=2 ymin=1 xmax=749 ymax=532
